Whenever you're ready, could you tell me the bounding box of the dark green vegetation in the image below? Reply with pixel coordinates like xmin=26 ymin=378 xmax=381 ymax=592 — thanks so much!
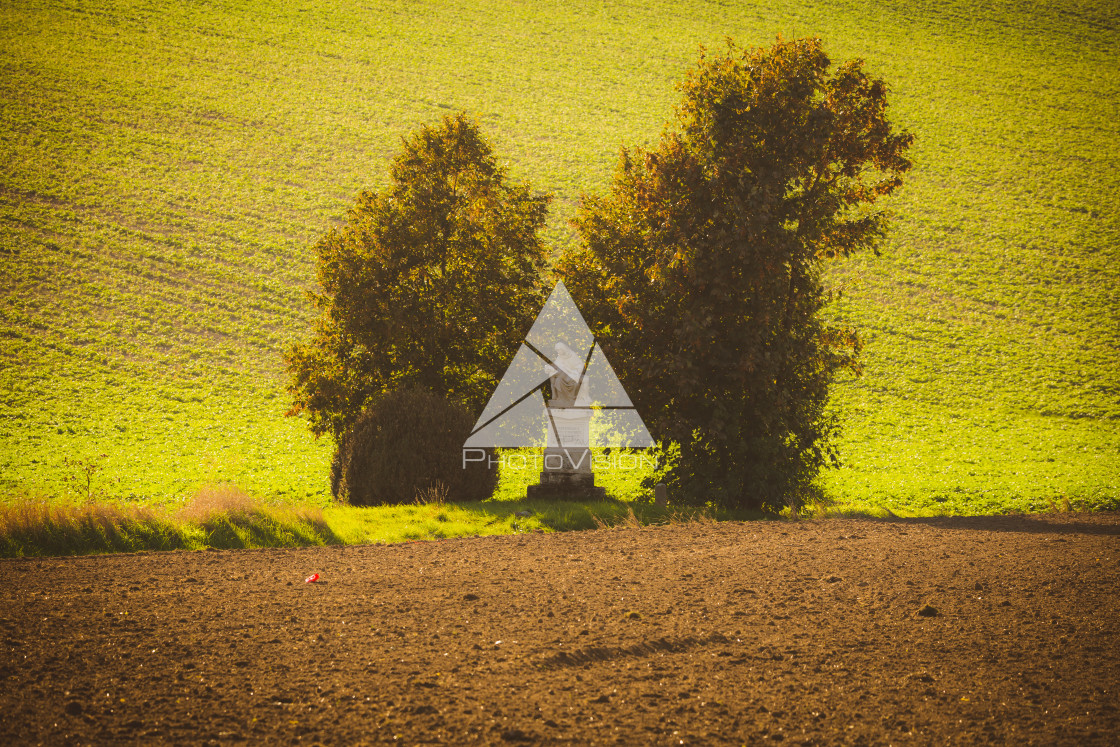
xmin=331 ymin=388 xmax=497 ymax=506
xmin=286 ymin=113 xmax=549 ymax=440
xmin=2 ymin=1 xmax=1117 ymax=517
xmin=561 ymin=38 xmax=913 ymax=510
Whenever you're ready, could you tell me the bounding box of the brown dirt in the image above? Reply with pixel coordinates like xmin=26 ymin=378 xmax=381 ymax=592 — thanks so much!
xmin=2 ymin=512 xmax=1119 ymax=745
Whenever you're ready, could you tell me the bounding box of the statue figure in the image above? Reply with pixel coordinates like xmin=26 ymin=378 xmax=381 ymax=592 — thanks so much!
xmin=548 ymin=342 xmax=589 ymax=409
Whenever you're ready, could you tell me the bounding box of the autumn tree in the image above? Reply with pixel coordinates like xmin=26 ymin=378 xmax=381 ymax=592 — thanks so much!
xmin=558 ymin=38 xmax=913 ymax=511
xmin=286 ymin=113 xmax=550 ymax=440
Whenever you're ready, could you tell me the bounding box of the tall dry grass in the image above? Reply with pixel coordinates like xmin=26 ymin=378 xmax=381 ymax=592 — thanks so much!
xmin=176 ymin=484 xmax=259 ymax=523
xmin=176 ymin=484 xmax=339 ymax=549
xmin=0 ymin=485 xmax=340 ymax=557
xmin=0 ymin=500 xmax=184 ymax=557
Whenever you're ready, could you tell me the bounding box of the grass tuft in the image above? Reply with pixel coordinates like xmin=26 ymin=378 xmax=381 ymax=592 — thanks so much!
xmin=414 ymin=481 xmax=450 ymax=507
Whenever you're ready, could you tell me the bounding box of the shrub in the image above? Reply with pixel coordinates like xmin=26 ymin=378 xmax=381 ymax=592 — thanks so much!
xmin=333 ymin=388 xmax=497 ymax=505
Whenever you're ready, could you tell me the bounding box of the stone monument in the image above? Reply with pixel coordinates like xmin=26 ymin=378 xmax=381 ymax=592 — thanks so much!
xmin=526 ymin=342 xmax=606 ymax=500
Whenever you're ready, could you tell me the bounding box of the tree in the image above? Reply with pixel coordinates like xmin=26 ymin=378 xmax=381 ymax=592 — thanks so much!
xmin=558 ymin=38 xmax=913 ymax=511
xmin=286 ymin=113 xmax=550 ymax=440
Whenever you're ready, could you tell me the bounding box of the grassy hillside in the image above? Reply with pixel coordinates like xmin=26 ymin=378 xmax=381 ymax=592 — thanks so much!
xmin=1 ymin=0 xmax=1117 ymax=513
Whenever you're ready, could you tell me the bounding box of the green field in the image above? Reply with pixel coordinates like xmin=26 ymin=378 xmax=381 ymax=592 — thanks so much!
xmin=2 ymin=0 xmax=1117 ymax=517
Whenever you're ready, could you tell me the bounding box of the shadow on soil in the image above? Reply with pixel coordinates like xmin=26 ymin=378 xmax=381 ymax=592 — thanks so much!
xmin=864 ymin=512 xmax=1120 ymax=537
xmin=477 ymin=495 xmax=770 ymax=532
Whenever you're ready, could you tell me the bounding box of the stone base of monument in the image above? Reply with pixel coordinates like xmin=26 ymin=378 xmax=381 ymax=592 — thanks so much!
xmin=526 ymin=471 xmax=607 ymax=501
xmin=526 ymin=446 xmax=607 ymax=501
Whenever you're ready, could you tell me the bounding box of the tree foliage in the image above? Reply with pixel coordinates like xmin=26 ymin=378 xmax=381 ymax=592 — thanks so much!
xmin=558 ymin=38 xmax=913 ymax=511
xmin=286 ymin=113 xmax=550 ymax=439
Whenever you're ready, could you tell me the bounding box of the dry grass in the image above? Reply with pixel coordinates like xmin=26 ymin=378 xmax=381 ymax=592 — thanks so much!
xmin=175 ymin=484 xmax=335 ymax=550
xmin=666 ymin=508 xmax=718 ymax=526
xmin=414 ymin=481 xmax=450 ymax=506
xmin=590 ymin=504 xmax=728 ymax=531
xmin=591 ymin=506 xmax=644 ymax=531
xmin=176 ymin=484 xmax=259 ymax=523
xmin=0 ymin=500 xmax=182 ymax=557
xmin=0 ymin=485 xmax=339 ymax=557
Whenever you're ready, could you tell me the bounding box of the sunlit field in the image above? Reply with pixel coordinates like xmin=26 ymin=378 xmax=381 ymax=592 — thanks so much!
xmin=2 ymin=0 xmax=1116 ymax=529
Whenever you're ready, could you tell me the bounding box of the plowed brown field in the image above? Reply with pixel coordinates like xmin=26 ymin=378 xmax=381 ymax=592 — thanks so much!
xmin=2 ymin=512 xmax=1119 ymax=744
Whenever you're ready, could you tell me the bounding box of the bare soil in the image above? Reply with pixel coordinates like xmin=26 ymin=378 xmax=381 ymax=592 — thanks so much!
xmin=2 ymin=512 xmax=1119 ymax=745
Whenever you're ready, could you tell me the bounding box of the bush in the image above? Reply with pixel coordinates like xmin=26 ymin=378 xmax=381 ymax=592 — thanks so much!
xmin=333 ymin=388 xmax=498 ymax=506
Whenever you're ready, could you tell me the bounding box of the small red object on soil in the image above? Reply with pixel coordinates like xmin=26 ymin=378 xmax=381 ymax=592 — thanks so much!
xmin=304 ymin=573 xmax=320 ymax=583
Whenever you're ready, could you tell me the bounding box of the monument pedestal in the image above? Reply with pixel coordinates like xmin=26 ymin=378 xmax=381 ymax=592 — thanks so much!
xmin=526 ymin=408 xmax=606 ymax=501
